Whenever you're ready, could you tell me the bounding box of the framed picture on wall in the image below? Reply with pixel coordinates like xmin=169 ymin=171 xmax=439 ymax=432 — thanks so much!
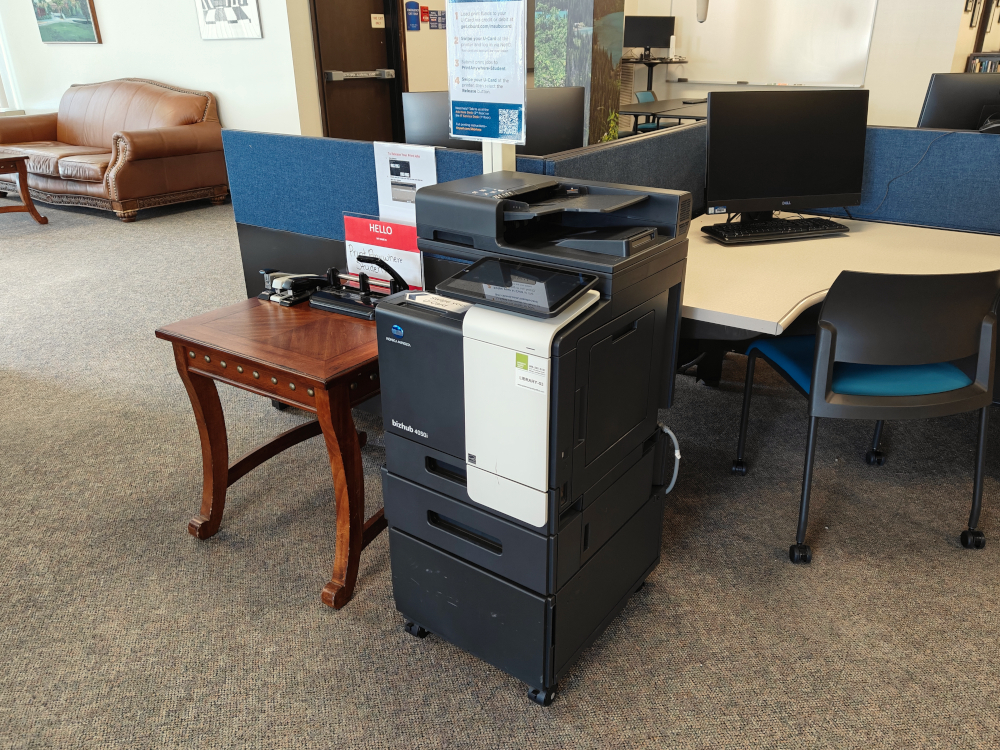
xmin=31 ymin=0 xmax=102 ymax=44
xmin=195 ymin=0 xmax=263 ymax=40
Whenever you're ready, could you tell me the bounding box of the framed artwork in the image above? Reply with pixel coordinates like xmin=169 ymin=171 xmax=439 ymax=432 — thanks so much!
xmin=196 ymin=0 xmax=263 ymax=40
xmin=31 ymin=0 xmax=102 ymax=44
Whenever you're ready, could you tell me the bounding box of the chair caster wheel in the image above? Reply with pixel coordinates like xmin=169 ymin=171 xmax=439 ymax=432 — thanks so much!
xmin=271 ymin=399 xmax=289 ymax=411
xmin=865 ymin=449 xmax=885 ymax=466
xmin=731 ymin=459 xmax=747 ymax=476
xmin=527 ymin=686 xmax=556 ymax=706
xmin=961 ymin=529 xmax=986 ymax=549
xmin=789 ymin=543 xmax=812 ymax=564
xmin=404 ymin=621 xmax=430 ymax=638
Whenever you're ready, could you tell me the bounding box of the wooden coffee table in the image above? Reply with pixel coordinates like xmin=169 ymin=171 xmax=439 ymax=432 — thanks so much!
xmin=0 ymin=155 xmax=47 ymax=224
xmin=156 ymin=298 xmax=386 ymax=609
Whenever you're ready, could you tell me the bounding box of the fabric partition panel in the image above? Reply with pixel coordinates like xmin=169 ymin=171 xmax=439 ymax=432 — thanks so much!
xmin=543 ymin=122 xmax=708 ymax=215
xmin=223 ymin=129 xmax=545 ymax=242
xmin=814 ymin=127 xmax=1000 ymax=235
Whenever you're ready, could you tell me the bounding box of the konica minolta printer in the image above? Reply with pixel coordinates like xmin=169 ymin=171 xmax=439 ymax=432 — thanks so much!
xmin=375 ymin=172 xmax=689 ymax=706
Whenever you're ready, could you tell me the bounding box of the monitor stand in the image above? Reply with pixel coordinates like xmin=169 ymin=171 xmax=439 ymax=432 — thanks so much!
xmin=739 ymin=211 xmax=776 ymax=224
xmin=642 ymin=46 xmax=652 ymax=61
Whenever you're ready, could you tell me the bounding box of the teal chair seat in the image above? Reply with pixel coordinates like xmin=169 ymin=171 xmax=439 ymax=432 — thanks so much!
xmin=747 ymin=335 xmax=973 ymax=396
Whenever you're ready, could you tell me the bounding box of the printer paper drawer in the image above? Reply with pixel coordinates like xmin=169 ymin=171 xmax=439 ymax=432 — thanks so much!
xmin=389 ymin=527 xmax=551 ymax=690
xmin=383 ymin=467 xmax=554 ymax=594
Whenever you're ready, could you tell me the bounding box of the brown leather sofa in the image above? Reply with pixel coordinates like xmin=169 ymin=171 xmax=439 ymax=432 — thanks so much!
xmin=0 ymin=79 xmax=229 ymax=221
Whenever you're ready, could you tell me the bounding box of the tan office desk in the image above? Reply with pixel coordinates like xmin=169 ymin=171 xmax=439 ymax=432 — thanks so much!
xmin=682 ymin=214 xmax=1000 ymax=336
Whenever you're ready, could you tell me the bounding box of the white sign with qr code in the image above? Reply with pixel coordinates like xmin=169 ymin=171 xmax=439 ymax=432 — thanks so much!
xmin=445 ymin=0 xmax=527 ymax=145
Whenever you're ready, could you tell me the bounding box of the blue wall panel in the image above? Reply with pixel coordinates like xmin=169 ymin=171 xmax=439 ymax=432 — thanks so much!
xmin=223 ymin=130 xmax=547 ymax=240
xmin=816 ymin=127 xmax=1000 ymax=235
xmin=547 ymin=123 xmax=707 ymax=214
xmin=223 ymin=130 xmax=378 ymax=242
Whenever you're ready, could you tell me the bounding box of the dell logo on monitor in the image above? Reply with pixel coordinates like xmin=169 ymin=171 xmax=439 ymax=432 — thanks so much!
xmin=782 ymin=200 xmax=791 ymax=205
xmin=391 ymin=325 xmax=404 ymax=337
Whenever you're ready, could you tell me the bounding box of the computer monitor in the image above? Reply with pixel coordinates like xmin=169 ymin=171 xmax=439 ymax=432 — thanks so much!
xmin=623 ymin=16 xmax=674 ymax=58
xmin=705 ymin=89 xmax=869 ymax=219
xmin=917 ymin=73 xmax=1000 ymax=130
xmin=403 ymin=87 xmax=586 ymax=156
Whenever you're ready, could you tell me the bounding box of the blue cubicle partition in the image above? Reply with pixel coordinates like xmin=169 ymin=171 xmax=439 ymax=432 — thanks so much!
xmin=222 ymin=130 xmax=545 ymax=296
xmin=224 ymin=124 xmax=997 ymax=298
xmin=545 ymin=121 xmax=707 ymax=215
xmin=815 ymin=127 xmax=1000 ymax=235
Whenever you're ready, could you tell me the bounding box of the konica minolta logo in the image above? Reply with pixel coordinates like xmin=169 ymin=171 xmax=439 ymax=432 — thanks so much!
xmin=391 ymin=325 xmax=404 ymax=337
xmin=392 ymin=419 xmax=428 ymax=438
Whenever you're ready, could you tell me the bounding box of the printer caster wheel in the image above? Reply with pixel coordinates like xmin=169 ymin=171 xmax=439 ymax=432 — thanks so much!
xmin=865 ymin=450 xmax=885 ymax=466
xmin=271 ymin=399 xmax=289 ymax=411
xmin=789 ymin=543 xmax=812 ymax=564
xmin=731 ymin=460 xmax=747 ymax=476
xmin=961 ymin=529 xmax=986 ymax=549
xmin=527 ymin=686 xmax=556 ymax=706
xmin=404 ymin=621 xmax=430 ymax=638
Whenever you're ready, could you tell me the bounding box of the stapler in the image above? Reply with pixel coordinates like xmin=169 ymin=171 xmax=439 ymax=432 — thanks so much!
xmin=309 ymin=256 xmax=410 ymax=319
xmin=258 ymin=269 xmax=328 ymax=306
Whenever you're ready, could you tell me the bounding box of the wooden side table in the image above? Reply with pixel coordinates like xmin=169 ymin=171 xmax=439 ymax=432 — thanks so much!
xmin=0 ymin=155 xmax=47 ymax=225
xmin=156 ymin=298 xmax=387 ymax=609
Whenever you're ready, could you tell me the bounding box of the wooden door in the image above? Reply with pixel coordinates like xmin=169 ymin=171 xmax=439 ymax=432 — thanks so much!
xmin=310 ymin=0 xmax=405 ymax=141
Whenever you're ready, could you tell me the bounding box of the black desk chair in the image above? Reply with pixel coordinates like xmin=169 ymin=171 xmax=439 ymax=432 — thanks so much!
xmin=731 ymin=270 xmax=1000 ymax=563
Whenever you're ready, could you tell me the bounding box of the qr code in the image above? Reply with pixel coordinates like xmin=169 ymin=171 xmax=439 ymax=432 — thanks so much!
xmin=498 ymin=108 xmax=519 ymax=136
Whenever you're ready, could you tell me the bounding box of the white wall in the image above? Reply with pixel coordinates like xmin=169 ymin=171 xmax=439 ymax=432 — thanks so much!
xmin=405 ymin=0 xmax=449 ymax=92
xmin=0 ymin=0 xmax=322 ymax=135
xmin=628 ymin=0 xmax=969 ymax=127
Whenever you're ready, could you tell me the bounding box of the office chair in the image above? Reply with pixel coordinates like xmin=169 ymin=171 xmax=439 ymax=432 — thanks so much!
xmin=731 ymin=270 xmax=1000 ymax=563
xmin=634 ymin=91 xmax=666 ymax=133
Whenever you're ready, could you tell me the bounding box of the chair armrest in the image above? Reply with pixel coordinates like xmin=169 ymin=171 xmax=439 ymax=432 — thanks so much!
xmin=974 ymin=312 xmax=996 ymax=391
xmin=0 ymin=113 xmax=58 ymax=144
xmin=111 ymin=123 xmax=223 ymax=162
xmin=809 ymin=321 xmax=837 ymax=414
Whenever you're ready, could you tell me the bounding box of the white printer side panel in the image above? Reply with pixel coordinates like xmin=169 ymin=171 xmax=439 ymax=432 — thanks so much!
xmin=463 ymin=291 xmax=599 ymax=527
xmin=464 ymin=335 xmax=550 ymax=492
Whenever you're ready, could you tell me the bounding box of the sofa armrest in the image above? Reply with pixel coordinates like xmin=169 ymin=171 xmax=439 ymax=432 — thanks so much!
xmin=112 ymin=122 xmax=223 ymax=162
xmin=0 ymin=113 xmax=58 ymax=144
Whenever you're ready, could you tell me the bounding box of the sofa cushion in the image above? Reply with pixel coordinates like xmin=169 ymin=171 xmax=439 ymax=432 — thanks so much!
xmin=0 ymin=142 xmax=109 ymax=178
xmin=57 ymin=79 xmax=218 ymax=149
xmin=58 ymin=152 xmax=113 ymax=183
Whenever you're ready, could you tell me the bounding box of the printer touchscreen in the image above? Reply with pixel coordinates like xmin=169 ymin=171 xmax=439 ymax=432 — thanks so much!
xmin=435 ymin=258 xmax=598 ymax=318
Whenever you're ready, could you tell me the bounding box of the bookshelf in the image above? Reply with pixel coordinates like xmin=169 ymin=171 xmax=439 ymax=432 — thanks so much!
xmin=967 ymin=52 xmax=1000 ymax=72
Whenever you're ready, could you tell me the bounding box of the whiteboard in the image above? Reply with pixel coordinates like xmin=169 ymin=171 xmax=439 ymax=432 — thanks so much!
xmin=671 ymin=0 xmax=879 ymax=87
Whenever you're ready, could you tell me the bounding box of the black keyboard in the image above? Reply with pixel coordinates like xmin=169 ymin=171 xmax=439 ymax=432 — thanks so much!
xmin=701 ymin=217 xmax=849 ymax=244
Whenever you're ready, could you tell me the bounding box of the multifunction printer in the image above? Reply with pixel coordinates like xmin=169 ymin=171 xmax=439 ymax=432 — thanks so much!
xmin=375 ymin=172 xmax=690 ymax=705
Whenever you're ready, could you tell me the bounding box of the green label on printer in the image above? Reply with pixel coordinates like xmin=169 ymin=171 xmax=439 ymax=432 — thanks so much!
xmin=515 ymin=352 xmax=547 ymax=394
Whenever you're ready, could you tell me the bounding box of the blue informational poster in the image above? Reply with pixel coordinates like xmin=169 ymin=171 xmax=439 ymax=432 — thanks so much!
xmin=405 ymin=1 xmax=420 ymax=31
xmin=446 ymin=0 xmax=526 ymax=145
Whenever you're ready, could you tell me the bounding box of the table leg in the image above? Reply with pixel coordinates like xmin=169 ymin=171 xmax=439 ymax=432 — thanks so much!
xmin=316 ymin=384 xmax=369 ymax=609
xmin=171 ymin=344 xmax=230 ymax=540
xmin=15 ymin=162 xmax=47 ymax=225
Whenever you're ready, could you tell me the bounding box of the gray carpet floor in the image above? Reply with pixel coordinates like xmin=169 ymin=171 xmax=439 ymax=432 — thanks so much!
xmin=2 ymin=199 xmax=999 ymax=749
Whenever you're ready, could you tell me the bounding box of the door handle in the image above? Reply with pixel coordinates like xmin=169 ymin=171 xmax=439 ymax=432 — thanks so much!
xmin=325 ymin=69 xmax=396 ymax=82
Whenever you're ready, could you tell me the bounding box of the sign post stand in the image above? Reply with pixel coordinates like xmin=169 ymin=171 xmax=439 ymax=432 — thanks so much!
xmin=446 ymin=0 xmax=526 ymax=175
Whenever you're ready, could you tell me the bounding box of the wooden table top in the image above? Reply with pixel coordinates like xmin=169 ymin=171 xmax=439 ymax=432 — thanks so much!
xmin=156 ymin=298 xmax=378 ymax=384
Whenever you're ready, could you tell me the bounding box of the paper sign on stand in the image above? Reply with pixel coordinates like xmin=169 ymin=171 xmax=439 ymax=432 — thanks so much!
xmin=374 ymin=142 xmax=438 ymax=225
xmin=344 ymin=216 xmax=423 ymax=290
xmin=446 ymin=0 xmax=527 ymax=145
